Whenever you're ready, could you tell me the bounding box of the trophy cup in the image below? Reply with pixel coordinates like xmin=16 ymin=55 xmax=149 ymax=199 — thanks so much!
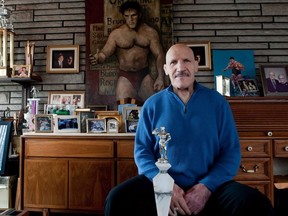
xmin=152 ymin=127 xmax=175 ymax=216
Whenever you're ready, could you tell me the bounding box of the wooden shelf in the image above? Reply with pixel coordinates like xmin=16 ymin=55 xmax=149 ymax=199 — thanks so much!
xmin=0 ymin=75 xmax=42 ymax=84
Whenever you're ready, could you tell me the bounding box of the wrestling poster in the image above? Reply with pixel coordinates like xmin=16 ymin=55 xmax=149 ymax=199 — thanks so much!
xmin=85 ymin=0 xmax=173 ymax=109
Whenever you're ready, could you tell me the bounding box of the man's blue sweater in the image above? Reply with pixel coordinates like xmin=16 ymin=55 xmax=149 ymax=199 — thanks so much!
xmin=134 ymin=82 xmax=241 ymax=192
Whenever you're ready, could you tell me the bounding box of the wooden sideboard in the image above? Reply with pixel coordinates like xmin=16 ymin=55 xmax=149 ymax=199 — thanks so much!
xmin=19 ymin=97 xmax=288 ymax=215
xmin=19 ymin=133 xmax=137 ymax=216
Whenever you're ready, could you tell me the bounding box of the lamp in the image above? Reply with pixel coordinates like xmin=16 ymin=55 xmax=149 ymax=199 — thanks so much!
xmin=0 ymin=0 xmax=14 ymax=77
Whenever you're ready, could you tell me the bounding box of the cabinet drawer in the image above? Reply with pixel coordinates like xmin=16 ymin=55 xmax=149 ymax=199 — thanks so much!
xmin=234 ymin=158 xmax=271 ymax=181
xmin=274 ymin=140 xmax=288 ymax=157
xmin=117 ymin=139 xmax=134 ymax=158
xmin=237 ymin=181 xmax=272 ymax=203
xmin=240 ymin=139 xmax=272 ymax=157
xmin=24 ymin=138 xmax=114 ymax=158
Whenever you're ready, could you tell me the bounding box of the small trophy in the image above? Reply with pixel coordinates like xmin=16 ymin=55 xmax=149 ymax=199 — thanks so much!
xmin=152 ymin=127 xmax=174 ymax=216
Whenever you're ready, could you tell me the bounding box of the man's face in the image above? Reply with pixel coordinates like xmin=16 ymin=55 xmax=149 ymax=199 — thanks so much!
xmin=279 ymin=75 xmax=286 ymax=84
xmin=269 ymin=72 xmax=275 ymax=79
xmin=164 ymin=44 xmax=198 ymax=90
xmin=123 ymin=9 xmax=139 ymax=29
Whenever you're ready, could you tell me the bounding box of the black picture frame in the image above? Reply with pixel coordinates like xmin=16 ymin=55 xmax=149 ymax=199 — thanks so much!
xmin=0 ymin=121 xmax=13 ymax=175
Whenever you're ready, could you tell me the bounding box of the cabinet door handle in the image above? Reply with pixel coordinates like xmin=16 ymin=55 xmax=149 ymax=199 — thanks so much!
xmin=247 ymin=146 xmax=253 ymax=151
xmin=284 ymin=146 xmax=288 ymax=152
xmin=240 ymin=164 xmax=259 ymax=173
xmin=267 ymin=131 xmax=273 ymax=137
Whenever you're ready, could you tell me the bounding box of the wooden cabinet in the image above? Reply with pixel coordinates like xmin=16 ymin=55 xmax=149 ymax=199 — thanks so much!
xmin=229 ymin=97 xmax=288 ymax=204
xmin=19 ymin=134 xmax=134 ymax=215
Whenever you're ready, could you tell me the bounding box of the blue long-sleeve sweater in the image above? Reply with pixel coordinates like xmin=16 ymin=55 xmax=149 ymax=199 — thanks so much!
xmin=134 ymin=82 xmax=241 ymax=192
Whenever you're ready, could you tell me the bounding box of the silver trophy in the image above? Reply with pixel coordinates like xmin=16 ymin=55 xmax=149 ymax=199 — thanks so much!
xmin=152 ymin=127 xmax=174 ymax=216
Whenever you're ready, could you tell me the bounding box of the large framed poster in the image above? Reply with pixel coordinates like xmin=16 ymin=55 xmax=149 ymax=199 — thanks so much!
xmin=85 ymin=0 xmax=173 ymax=109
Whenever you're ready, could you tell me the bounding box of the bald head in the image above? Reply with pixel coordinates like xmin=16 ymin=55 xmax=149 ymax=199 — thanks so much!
xmin=165 ymin=44 xmax=195 ymax=63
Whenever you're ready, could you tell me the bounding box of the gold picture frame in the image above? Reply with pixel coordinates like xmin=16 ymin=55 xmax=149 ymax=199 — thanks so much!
xmin=11 ymin=65 xmax=31 ymax=78
xmin=185 ymin=41 xmax=212 ymax=70
xmin=46 ymin=44 xmax=79 ymax=73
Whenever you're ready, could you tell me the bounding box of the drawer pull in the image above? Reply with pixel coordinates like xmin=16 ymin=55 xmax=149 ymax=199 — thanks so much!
xmin=284 ymin=146 xmax=288 ymax=152
xmin=240 ymin=164 xmax=259 ymax=173
xmin=247 ymin=146 xmax=253 ymax=152
xmin=267 ymin=131 xmax=273 ymax=137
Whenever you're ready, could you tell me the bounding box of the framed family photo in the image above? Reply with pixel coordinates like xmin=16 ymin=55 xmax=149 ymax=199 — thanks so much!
xmin=185 ymin=41 xmax=211 ymax=70
xmin=48 ymin=91 xmax=85 ymax=108
xmin=34 ymin=114 xmax=53 ymax=133
xmin=260 ymin=64 xmax=288 ymax=96
xmin=46 ymin=44 xmax=79 ymax=73
xmin=54 ymin=115 xmax=80 ymax=133
xmin=11 ymin=65 xmax=31 ymax=78
xmin=86 ymin=118 xmax=106 ymax=133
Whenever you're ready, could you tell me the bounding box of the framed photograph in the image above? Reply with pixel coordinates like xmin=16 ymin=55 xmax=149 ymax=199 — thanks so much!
xmin=260 ymin=65 xmax=288 ymax=96
xmin=107 ymin=119 xmax=119 ymax=133
xmin=123 ymin=106 xmax=141 ymax=121
xmin=76 ymin=110 xmax=95 ymax=133
xmin=46 ymin=44 xmax=79 ymax=73
xmin=48 ymin=91 xmax=85 ymax=108
xmin=11 ymin=65 xmax=31 ymax=78
xmin=216 ymin=75 xmax=231 ymax=97
xmin=237 ymin=79 xmax=259 ymax=96
xmin=125 ymin=120 xmax=138 ymax=133
xmin=86 ymin=118 xmax=106 ymax=133
xmin=34 ymin=114 xmax=53 ymax=133
xmin=0 ymin=121 xmax=13 ymax=175
xmin=185 ymin=41 xmax=211 ymax=70
xmin=54 ymin=115 xmax=80 ymax=133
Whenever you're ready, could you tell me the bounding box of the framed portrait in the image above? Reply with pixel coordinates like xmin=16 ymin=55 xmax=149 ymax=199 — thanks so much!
xmin=34 ymin=114 xmax=53 ymax=133
xmin=46 ymin=44 xmax=79 ymax=73
xmin=0 ymin=121 xmax=13 ymax=175
xmin=123 ymin=106 xmax=141 ymax=121
xmin=11 ymin=64 xmax=31 ymax=78
xmin=125 ymin=120 xmax=138 ymax=133
xmin=260 ymin=65 xmax=288 ymax=96
xmin=75 ymin=110 xmax=95 ymax=133
xmin=107 ymin=119 xmax=119 ymax=133
xmin=54 ymin=115 xmax=80 ymax=133
xmin=48 ymin=91 xmax=85 ymax=108
xmin=185 ymin=41 xmax=211 ymax=70
xmin=86 ymin=118 xmax=106 ymax=133
xmin=237 ymin=79 xmax=259 ymax=96
xmin=123 ymin=106 xmax=141 ymax=133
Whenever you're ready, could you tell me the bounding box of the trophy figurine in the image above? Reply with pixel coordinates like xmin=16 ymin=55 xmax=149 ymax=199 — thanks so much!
xmin=152 ymin=127 xmax=175 ymax=216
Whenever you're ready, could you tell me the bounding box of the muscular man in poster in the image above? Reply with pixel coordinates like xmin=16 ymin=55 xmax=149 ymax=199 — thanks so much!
xmin=90 ymin=1 xmax=165 ymax=102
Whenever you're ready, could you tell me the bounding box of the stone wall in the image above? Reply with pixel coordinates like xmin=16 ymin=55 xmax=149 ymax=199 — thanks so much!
xmin=0 ymin=0 xmax=288 ymax=115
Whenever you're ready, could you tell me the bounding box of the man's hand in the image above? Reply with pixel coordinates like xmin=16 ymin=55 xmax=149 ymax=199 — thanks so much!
xmin=153 ymin=76 xmax=164 ymax=92
xmin=169 ymin=184 xmax=191 ymax=216
xmin=89 ymin=49 xmax=99 ymax=65
xmin=184 ymin=183 xmax=211 ymax=215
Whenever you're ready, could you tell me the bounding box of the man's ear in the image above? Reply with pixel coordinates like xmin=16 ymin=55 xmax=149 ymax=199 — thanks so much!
xmin=163 ymin=64 xmax=169 ymax=75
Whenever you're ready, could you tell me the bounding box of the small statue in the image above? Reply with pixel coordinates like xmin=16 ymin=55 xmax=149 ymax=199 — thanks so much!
xmin=30 ymin=86 xmax=39 ymax=98
xmin=152 ymin=127 xmax=171 ymax=162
